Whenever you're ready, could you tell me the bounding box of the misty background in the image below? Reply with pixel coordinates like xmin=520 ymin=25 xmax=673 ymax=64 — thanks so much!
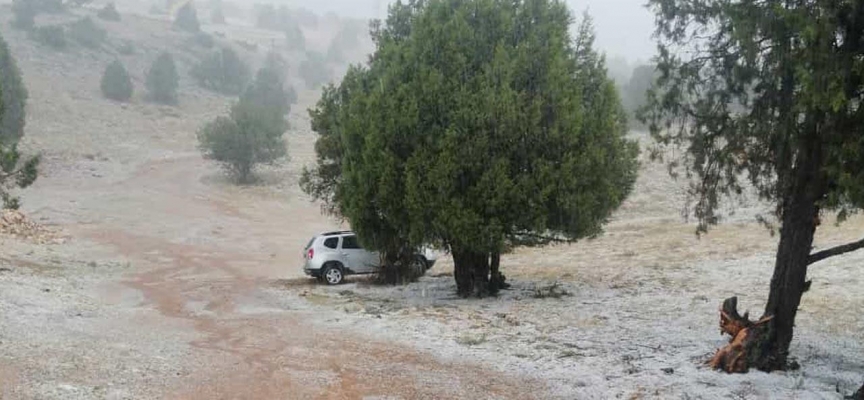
xmin=268 ymin=0 xmax=656 ymax=64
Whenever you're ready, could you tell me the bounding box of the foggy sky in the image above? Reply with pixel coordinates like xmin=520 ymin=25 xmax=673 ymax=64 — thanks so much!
xmin=272 ymin=0 xmax=656 ymax=63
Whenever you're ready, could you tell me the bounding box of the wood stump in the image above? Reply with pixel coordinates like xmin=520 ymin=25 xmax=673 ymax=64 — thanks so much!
xmin=708 ymin=297 xmax=774 ymax=373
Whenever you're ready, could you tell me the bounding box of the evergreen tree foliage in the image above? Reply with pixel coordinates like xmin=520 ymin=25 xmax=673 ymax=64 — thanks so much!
xmin=0 ymin=33 xmax=39 ymax=209
xmin=191 ymin=47 xmax=250 ymax=95
xmin=622 ymin=64 xmax=655 ymax=126
xmin=0 ymin=36 xmax=28 ymax=145
xmin=146 ymin=52 xmax=179 ymax=104
xmin=68 ymin=17 xmax=105 ymax=49
xmin=304 ymin=0 xmax=638 ymax=292
xmin=262 ymin=52 xmax=297 ymax=105
xmin=100 ymin=60 xmax=133 ymax=101
xmin=645 ymin=0 xmax=864 ymax=370
xmin=197 ymin=68 xmax=290 ymax=183
xmin=97 ymin=2 xmax=121 ymax=22
xmin=31 ymin=25 xmax=66 ymax=50
xmin=173 ymin=2 xmax=200 ymax=33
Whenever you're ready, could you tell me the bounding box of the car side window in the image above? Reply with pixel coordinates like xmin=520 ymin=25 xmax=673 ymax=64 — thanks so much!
xmin=341 ymin=235 xmax=361 ymax=249
xmin=323 ymin=237 xmax=338 ymax=249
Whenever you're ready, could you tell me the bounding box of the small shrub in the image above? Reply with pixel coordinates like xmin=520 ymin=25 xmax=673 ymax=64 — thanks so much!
xmin=31 ymin=25 xmax=67 ymax=49
xmin=146 ymin=52 xmax=179 ymax=104
xmin=68 ymin=17 xmax=105 ymax=48
xmin=97 ymin=3 xmax=121 ymax=21
xmin=196 ymin=112 xmax=287 ymax=184
xmin=11 ymin=1 xmax=36 ymax=30
xmin=191 ymin=47 xmax=250 ymax=95
xmin=173 ymin=2 xmax=200 ymax=33
xmin=100 ymin=60 xmax=133 ymax=101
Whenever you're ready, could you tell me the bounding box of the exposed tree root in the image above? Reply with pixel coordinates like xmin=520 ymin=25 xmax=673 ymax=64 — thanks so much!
xmin=708 ymin=297 xmax=775 ymax=373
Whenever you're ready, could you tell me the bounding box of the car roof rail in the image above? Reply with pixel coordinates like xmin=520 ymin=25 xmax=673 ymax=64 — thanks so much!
xmin=320 ymin=230 xmax=354 ymax=237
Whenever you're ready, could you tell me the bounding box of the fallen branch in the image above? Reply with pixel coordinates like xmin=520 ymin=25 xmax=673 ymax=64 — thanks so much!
xmin=808 ymin=237 xmax=864 ymax=265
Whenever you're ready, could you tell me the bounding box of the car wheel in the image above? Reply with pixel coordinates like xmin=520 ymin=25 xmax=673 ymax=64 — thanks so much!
xmin=410 ymin=256 xmax=427 ymax=277
xmin=322 ymin=264 xmax=344 ymax=285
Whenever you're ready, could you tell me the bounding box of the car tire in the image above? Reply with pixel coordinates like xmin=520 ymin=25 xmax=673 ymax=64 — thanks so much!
xmin=410 ymin=256 xmax=428 ymax=276
xmin=322 ymin=264 xmax=344 ymax=285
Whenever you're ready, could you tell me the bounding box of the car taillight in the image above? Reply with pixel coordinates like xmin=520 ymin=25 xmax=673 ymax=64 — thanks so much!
xmin=307 ymin=248 xmax=314 ymax=259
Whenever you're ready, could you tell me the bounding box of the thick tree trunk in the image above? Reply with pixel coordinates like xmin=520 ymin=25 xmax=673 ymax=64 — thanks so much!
xmin=760 ymin=195 xmax=818 ymax=370
xmin=849 ymin=383 xmax=864 ymax=400
xmin=489 ymin=251 xmax=510 ymax=293
xmin=711 ymin=132 xmax=824 ymax=372
xmin=452 ymin=249 xmax=491 ymax=298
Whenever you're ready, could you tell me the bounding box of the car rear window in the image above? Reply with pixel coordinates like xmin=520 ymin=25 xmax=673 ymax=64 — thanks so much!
xmin=341 ymin=235 xmax=361 ymax=249
xmin=323 ymin=237 xmax=339 ymax=249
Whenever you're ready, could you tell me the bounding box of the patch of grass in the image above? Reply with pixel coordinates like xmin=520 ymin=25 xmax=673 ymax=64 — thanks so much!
xmin=455 ymin=332 xmax=487 ymax=346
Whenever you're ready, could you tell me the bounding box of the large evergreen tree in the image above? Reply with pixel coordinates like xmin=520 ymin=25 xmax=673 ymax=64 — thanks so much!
xmin=0 ymin=36 xmax=27 ymax=145
xmin=645 ymin=0 xmax=864 ymax=371
xmin=303 ymin=0 xmax=638 ymax=294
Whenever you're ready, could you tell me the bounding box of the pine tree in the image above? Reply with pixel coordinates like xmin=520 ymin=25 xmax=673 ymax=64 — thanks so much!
xmin=191 ymin=47 xmax=250 ymax=95
xmin=146 ymin=52 xmax=179 ymax=104
xmin=0 ymin=33 xmax=38 ymax=209
xmin=645 ymin=0 xmax=864 ymax=371
xmin=198 ymin=68 xmax=289 ymax=183
xmin=100 ymin=60 xmax=133 ymax=101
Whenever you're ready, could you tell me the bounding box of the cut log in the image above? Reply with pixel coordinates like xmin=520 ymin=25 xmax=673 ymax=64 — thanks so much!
xmin=708 ymin=297 xmax=774 ymax=373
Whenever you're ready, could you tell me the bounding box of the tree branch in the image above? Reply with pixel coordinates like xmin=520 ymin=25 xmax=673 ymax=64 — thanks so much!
xmin=808 ymin=237 xmax=864 ymax=265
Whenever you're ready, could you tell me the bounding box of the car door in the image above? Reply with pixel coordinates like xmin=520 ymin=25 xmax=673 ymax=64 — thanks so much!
xmin=340 ymin=235 xmax=379 ymax=273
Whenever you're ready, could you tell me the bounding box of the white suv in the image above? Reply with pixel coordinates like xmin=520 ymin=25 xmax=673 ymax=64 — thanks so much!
xmin=302 ymin=231 xmax=437 ymax=285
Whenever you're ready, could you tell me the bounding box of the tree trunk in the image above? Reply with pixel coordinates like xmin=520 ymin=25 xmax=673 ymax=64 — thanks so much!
xmin=760 ymin=193 xmax=818 ymax=370
xmin=711 ymin=133 xmax=824 ymax=372
xmin=452 ymin=248 xmax=491 ymax=298
xmin=849 ymin=383 xmax=864 ymax=400
xmin=489 ymin=251 xmax=510 ymax=293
